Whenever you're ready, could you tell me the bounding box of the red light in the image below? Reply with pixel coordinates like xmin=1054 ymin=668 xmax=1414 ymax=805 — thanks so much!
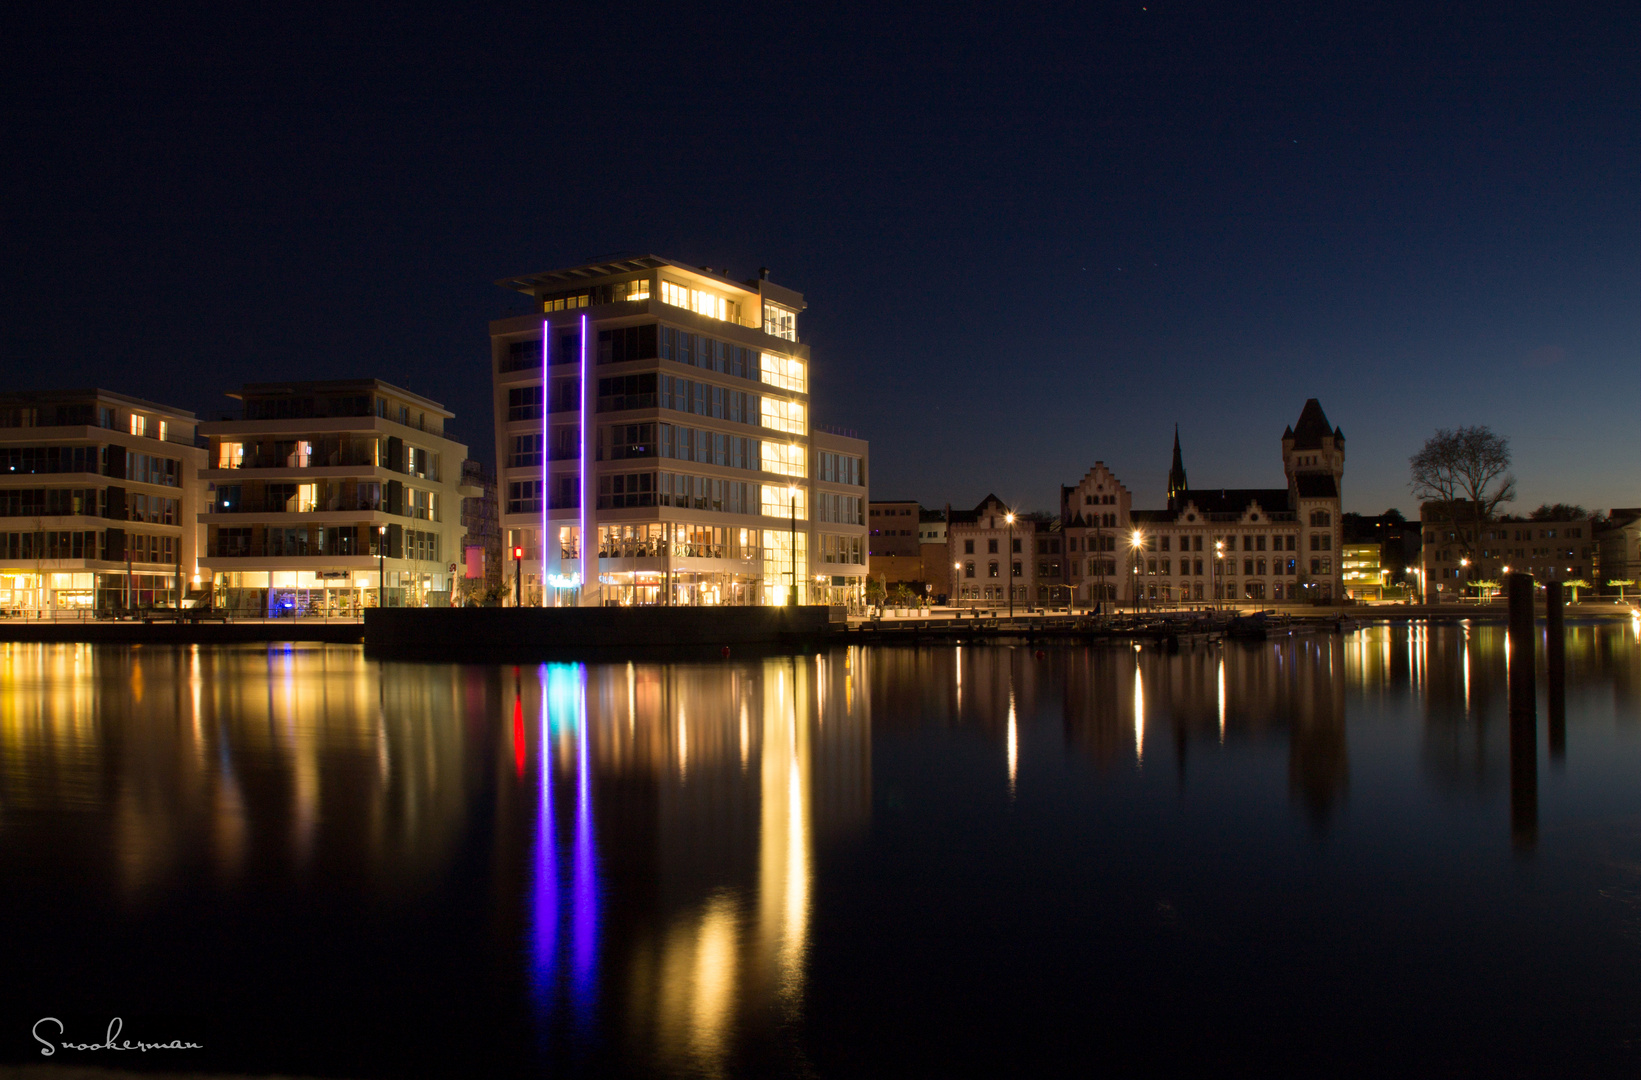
xmin=513 ymin=546 xmax=524 ymax=559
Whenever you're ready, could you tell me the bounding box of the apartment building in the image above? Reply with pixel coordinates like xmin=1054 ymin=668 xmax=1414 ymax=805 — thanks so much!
xmin=1421 ymin=509 xmax=1596 ymax=600
xmin=948 ymin=495 xmax=1050 ymax=605
xmin=197 ymin=380 xmax=471 ymax=615
xmin=0 ymin=389 xmax=206 ymax=613
xmin=1598 ymin=509 xmax=1641 ymax=597
xmin=489 ymin=255 xmax=868 ymax=607
xmin=1020 ymin=400 xmax=1347 ymax=607
xmin=460 ymin=458 xmax=501 ymax=599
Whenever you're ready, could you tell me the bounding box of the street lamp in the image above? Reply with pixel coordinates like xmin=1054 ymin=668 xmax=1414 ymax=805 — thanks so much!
xmin=1213 ymin=539 xmax=1224 ymax=613
xmin=1005 ymin=511 xmax=1016 ymax=620
xmin=788 ymin=483 xmax=798 ymax=607
xmin=1131 ymin=530 xmax=1145 ymax=616
xmin=513 ymin=544 xmax=524 ymax=607
xmin=378 ymin=524 xmax=387 ymax=609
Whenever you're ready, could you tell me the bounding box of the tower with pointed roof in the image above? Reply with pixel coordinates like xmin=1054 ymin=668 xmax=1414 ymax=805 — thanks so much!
xmin=1281 ymin=398 xmax=1345 ymax=496
xmin=1166 ymin=424 xmax=1188 ymax=512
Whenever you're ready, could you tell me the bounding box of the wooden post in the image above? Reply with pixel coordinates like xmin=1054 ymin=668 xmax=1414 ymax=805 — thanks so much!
xmin=1507 ymin=572 xmax=1535 ymax=720
xmin=1507 ymin=572 xmax=1537 ymax=848
xmin=1545 ymin=580 xmax=1566 ymax=760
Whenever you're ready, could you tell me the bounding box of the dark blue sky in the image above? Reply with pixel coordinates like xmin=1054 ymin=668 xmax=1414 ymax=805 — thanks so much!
xmin=4 ymin=2 xmax=1636 ymax=516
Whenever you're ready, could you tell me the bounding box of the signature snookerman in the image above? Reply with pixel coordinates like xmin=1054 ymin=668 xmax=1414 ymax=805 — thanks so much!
xmin=34 ymin=1017 xmax=202 ymax=1055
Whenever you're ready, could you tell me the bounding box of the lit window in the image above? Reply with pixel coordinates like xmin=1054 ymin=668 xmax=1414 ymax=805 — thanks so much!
xmin=158 ymin=421 xmax=168 ymax=442
xmin=659 ymin=280 xmax=731 ymax=322
xmin=296 ymin=484 xmax=319 ymax=513
xmin=763 ymin=303 xmax=797 ymax=341
xmin=762 ymin=441 xmax=807 ymax=478
xmin=626 ymin=279 xmax=650 ymax=301
xmin=760 ymin=396 xmax=806 ymax=436
xmin=217 ymin=442 xmax=244 ymax=469
xmin=760 ymin=487 xmax=807 ymax=519
xmin=760 ymin=352 xmax=807 ymax=393
xmin=129 ymin=414 xmax=147 ymax=437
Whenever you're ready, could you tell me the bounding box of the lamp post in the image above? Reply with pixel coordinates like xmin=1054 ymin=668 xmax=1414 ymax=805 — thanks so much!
xmin=377 ymin=524 xmax=387 ymax=609
xmin=1131 ymin=530 xmax=1145 ymax=616
xmin=954 ymin=561 xmax=962 ymax=611
xmin=1213 ymin=539 xmax=1224 ymax=613
xmin=1005 ymin=511 xmax=1016 ymax=620
xmin=513 ymin=544 xmax=523 ymax=607
xmin=788 ymin=483 xmax=798 ymax=607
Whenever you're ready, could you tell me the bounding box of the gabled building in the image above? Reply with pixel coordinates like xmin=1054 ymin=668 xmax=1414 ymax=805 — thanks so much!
xmin=1054 ymin=399 xmax=1346 ymax=606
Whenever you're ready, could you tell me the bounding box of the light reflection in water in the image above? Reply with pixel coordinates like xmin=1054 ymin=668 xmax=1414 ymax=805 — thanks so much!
xmin=1133 ymin=661 xmax=1145 ymax=765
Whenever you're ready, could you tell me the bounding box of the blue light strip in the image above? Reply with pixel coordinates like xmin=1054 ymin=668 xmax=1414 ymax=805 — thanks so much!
xmin=541 ymin=319 xmax=550 ymax=604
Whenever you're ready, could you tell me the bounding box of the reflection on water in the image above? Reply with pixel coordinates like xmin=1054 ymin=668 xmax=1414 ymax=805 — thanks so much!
xmin=2 ymin=623 xmax=1640 ymax=1077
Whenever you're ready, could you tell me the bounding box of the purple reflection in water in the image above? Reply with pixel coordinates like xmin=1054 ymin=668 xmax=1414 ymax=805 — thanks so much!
xmin=529 ymin=663 xmax=599 ymax=1032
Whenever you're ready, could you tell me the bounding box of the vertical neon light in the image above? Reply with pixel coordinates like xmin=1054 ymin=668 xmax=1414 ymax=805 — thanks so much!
xmin=578 ymin=314 xmax=589 ymax=603
xmin=551 ymin=320 xmax=557 ymax=604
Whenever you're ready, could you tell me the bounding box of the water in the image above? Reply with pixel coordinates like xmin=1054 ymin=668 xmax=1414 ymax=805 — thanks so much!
xmin=3 ymin=621 xmax=1640 ymax=1078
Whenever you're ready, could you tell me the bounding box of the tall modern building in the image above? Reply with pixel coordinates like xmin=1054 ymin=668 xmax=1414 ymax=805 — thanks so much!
xmin=489 ymin=256 xmax=868 ymax=607
xmin=0 ymin=389 xmax=206 ymax=613
xmin=198 ymin=380 xmax=471 ymax=615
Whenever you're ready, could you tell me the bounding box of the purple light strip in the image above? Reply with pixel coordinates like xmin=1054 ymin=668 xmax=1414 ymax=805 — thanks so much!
xmin=541 ymin=319 xmax=549 ymax=604
xmin=530 ymin=664 xmax=558 ymax=1020
xmin=587 ymin=311 xmax=594 ymax=600
xmin=551 ymin=320 xmax=557 ymax=604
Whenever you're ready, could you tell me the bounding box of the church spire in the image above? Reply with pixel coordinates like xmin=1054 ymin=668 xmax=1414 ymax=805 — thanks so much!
xmin=1167 ymin=424 xmax=1188 ymax=511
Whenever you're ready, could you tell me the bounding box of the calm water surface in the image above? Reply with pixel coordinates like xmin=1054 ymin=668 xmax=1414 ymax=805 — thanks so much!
xmin=3 ymin=622 xmax=1641 ymax=1078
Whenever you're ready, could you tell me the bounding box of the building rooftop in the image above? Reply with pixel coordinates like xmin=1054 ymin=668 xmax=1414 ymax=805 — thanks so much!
xmin=231 ymin=379 xmax=452 ymax=418
xmin=0 ymin=387 xmax=197 ymax=419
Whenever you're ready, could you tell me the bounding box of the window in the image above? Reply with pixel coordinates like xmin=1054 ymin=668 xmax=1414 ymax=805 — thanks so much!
xmin=763 ymin=440 xmax=806 ymax=478
xmin=1256 ymin=535 xmax=1266 ymax=551
xmin=661 ymin=280 xmax=732 ymax=321
xmin=1244 ymin=559 xmax=1254 ymax=575
xmin=506 ymin=480 xmax=542 ymax=514
xmin=510 ymin=434 xmax=542 ymax=467
xmin=964 ymin=562 xmax=975 ymax=578
xmin=1012 ymin=538 xmax=1022 ymax=553
xmin=625 ymin=279 xmax=650 ymax=301
xmin=763 ymin=303 xmax=797 ymax=341
xmin=964 ymin=539 xmax=975 ymax=554
xmin=1012 ymin=561 xmax=1022 ymax=578
xmin=1310 ymin=510 xmax=1331 ymax=527
xmin=507 ymin=385 xmax=544 ymax=421
xmin=760 ymin=396 xmax=806 ymax=435
xmin=217 ymin=442 xmax=244 ymax=469
xmin=605 ymin=423 xmax=657 ymax=459
xmin=988 ymin=562 xmax=999 ymax=578
xmin=598 ymin=472 xmax=656 ymax=509
xmin=760 ymin=352 xmax=807 ymax=393
xmin=129 ymin=414 xmax=147 ymax=437
xmin=158 ymin=421 xmax=168 ymax=442
xmin=1161 ymin=536 xmax=1171 ymax=552
xmin=988 ymin=539 xmax=998 ymax=554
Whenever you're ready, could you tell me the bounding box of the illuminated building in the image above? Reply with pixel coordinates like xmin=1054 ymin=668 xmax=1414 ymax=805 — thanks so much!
xmin=489 ymin=257 xmax=868 ymax=607
xmin=1341 ymin=543 xmax=1386 ymax=600
xmin=1044 ymin=400 xmax=1346 ymax=606
xmin=0 ymin=389 xmax=206 ymax=613
xmin=1421 ymin=508 xmax=1596 ymax=600
xmin=197 ymin=380 xmax=472 ymax=614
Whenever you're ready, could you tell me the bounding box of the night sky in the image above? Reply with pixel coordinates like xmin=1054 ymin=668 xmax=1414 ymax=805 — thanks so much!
xmin=4 ymin=2 xmax=1636 ymax=517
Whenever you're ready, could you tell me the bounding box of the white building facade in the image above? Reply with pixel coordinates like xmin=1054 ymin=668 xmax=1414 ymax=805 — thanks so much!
xmin=489 ymin=256 xmax=867 ymax=607
xmin=198 ymin=380 xmax=471 ymax=615
xmin=0 ymin=389 xmax=206 ymax=614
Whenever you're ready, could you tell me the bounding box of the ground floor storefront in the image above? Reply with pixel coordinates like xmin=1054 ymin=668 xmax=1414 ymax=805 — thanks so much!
xmin=0 ymin=567 xmax=187 ymax=615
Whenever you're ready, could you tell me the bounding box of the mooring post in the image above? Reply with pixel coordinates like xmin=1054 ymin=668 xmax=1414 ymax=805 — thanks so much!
xmin=1507 ymin=572 xmax=1537 ymax=848
xmin=1507 ymin=572 xmax=1535 ymax=720
xmin=1545 ymin=580 xmax=1566 ymax=760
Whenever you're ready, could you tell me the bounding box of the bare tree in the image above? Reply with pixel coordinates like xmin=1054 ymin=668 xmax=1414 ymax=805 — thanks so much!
xmin=1409 ymin=426 xmax=1516 ymax=571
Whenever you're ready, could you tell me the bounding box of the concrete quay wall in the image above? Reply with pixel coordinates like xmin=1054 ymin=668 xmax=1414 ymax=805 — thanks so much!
xmin=364 ymin=605 xmax=845 ymax=660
